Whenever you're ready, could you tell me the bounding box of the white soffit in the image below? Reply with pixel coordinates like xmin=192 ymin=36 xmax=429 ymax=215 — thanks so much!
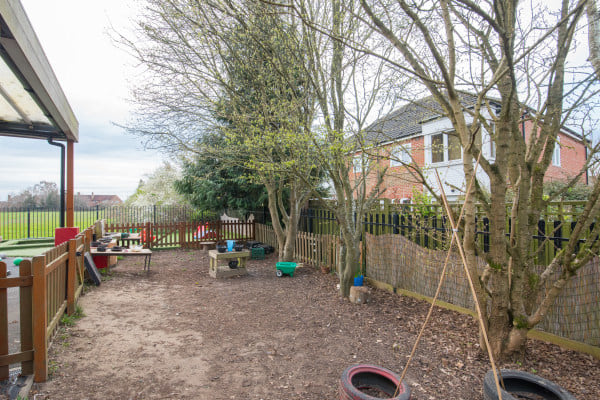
xmin=0 ymin=0 xmax=78 ymax=141
xmin=0 ymin=56 xmax=50 ymax=124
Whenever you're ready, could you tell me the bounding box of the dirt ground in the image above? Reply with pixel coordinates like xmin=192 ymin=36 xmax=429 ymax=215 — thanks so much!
xmin=30 ymin=249 xmax=599 ymax=399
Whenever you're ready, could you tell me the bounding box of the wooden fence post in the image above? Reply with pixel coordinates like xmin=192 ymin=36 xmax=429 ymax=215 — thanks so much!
xmin=32 ymin=255 xmax=48 ymax=382
xmin=19 ymin=259 xmax=33 ymax=375
xmin=179 ymin=222 xmax=185 ymax=248
xmin=145 ymin=221 xmax=152 ymax=249
xmin=67 ymin=239 xmax=77 ymax=315
xmin=0 ymin=261 xmax=8 ymax=380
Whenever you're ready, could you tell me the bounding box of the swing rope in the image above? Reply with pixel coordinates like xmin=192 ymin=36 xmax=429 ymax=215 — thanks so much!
xmin=393 ymin=156 xmax=504 ymax=400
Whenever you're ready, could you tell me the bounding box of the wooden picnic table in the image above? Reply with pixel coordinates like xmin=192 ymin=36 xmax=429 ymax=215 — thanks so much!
xmin=90 ymin=248 xmax=153 ymax=271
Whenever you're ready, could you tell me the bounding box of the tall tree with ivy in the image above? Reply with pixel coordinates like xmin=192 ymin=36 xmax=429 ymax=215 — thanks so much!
xmin=119 ymin=0 xmax=320 ymax=261
xmin=215 ymin=4 xmax=320 ymax=261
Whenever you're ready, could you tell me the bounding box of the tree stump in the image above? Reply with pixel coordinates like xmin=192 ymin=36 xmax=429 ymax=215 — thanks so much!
xmin=349 ymin=286 xmax=371 ymax=304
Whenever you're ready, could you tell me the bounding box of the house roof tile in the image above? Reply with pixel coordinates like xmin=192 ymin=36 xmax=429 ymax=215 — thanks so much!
xmin=364 ymin=94 xmax=479 ymax=145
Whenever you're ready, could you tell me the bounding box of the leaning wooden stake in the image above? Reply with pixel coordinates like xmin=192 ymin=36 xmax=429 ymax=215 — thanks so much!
xmin=434 ymin=170 xmax=503 ymax=400
xmin=394 ymin=160 xmax=478 ymax=393
xmin=394 ymin=157 xmax=503 ymax=400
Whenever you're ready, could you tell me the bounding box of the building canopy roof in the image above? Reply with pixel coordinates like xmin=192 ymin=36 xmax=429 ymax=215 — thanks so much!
xmin=0 ymin=1 xmax=78 ymax=141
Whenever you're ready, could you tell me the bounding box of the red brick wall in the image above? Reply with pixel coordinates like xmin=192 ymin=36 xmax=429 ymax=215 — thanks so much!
xmin=521 ymin=120 xmax=587 ymax=183
xmin=381 ymin=137 xmax=425 ymax=200
xmin=350 ymin=137 xmax=426 ymax=201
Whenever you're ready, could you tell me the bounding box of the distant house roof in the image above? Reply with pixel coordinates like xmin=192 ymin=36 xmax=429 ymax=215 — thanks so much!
xmin=364 ymin=95 xmax=481 ymax=145
xmin=364 ymin=94 xmax=582 ymax=146
xmin=76 ymin=194 xmax=122 ymax=208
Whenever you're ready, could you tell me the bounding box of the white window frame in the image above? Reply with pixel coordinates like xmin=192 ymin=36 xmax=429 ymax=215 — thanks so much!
xmin=552 ymin=137 xmax=561 ymax=167
xmin=353 ymin=154 xmax=368 ymax=173
xmin=430 ymin=132 xmax=462 ymax=164
xmin=487 ymin=123 xmax=496 ymax=160
xmin=390 ymin=143 xmax=412 ymax=167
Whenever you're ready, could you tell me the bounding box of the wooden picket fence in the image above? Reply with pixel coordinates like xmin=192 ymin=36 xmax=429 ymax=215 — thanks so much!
xmin=255 ymin=224 xmax=341 ymax=272
xmin=0 ymin=227 xmax=90 ymax=383
xmin=105 ymin=220 xmax=255 ymax=249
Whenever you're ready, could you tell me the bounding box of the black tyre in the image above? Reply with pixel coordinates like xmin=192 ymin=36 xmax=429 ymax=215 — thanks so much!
xmin=276 ymin=269 xmax=283 ymax=277
xmin=339 ymin=364 xmax=410 ymax=400
xmin=483 ymin=369 xmax=576 ymax=400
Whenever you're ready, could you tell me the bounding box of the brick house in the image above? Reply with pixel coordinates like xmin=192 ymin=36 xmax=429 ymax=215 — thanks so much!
xmin=75 ymin=193 xmax=123 ymax=208
xmin=352 ymin=96 xmax=589 ymax=202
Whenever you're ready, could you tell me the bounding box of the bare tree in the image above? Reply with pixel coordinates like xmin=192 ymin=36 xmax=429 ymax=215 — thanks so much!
xmin=354 ymin=0 xmax=600 ymax=358
xmin=262 ymin=0 xmax=407 ymax=296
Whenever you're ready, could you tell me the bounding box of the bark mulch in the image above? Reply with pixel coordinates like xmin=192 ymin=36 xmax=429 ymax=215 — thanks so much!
xmin=28 ymin=249 xmax=599 ymax=399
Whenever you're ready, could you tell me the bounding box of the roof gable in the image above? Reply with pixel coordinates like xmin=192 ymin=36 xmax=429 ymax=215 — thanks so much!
xmin=364 ymin=95 xmax=482 ymax=145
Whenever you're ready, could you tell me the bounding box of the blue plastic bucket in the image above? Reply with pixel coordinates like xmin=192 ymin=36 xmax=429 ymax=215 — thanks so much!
xmin=353 ymin=275 xmax=364 ymax=286
xmin=226 ymin=240 xmax=235 ymax=252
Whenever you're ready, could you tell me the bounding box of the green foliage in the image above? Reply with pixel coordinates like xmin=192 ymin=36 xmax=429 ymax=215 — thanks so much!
xmin=513 ymin=315 xmax=529 ymax=330
xmin=544 ymin=181 xmax=592 ymax=201
xmin=410 ymin=187 xmax=435 ymax=217
xmin=5 ymin=181 xmax=60 ymax=208
xmin=528 ymin=273 xmax=540 ymax=290
xmin=126 ymin=162 xmax=188 ymax=206
xmin=175 ymin=133 xmax=268 ymax=213
xmin=60 ymin=305 xmax=85 ymax=327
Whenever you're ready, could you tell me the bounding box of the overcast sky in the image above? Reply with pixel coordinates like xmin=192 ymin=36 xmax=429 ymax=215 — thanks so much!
xmin=0 ymin=0 xmax=165 ymax=202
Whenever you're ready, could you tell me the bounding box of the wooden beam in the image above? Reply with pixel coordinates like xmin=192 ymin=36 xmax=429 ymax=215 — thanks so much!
xmin=20 ymin=259 xmax=33 ymax=375
xmin=0 ymin=275 xmax=33 ymax=289
xmin=32 ymin=255 xmax=47 ymax=382
xmin=0 ymin=261 xmax=8 ymax=380
xmin=0 ymin=350 xmax=34 ymax=366
xmin=66 ymin=239 xmax=76 ymax=314
xmin=66 ymin=140 xmax=74 ymax=227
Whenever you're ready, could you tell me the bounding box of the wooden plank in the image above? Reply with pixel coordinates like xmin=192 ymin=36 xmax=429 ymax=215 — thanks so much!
xmin=19 ymin=259 xmax=33 ymax=375
xmin=32 ymin=255 xmax=48 ymax=382
xmin=67 ymin=239 xmax=77 ymax=314
xmin=74 ymin=284 xmax=83 ymax=303
xmin=0 ymin=261 xmax=8 ymax=380
xmin=66 ymin=140 xmax=74 ymax=226
xmin=46 ymin=301 xmax=67 ymax=340
xmin=0 ymin=275 xmax=33 ymax=288
xmin=0 ymin=350 xmax=34 ymax=366
xmin=44 ymin=252 xmax=68 ymax=275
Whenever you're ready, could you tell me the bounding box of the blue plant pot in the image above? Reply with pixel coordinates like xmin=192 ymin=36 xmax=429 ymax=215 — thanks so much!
xmin=354 ymin=275 xmax=364 ymax=286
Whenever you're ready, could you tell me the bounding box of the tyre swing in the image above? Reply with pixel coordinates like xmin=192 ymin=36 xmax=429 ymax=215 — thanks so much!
xmin=340 ymin=159 xmax=507 ymax=400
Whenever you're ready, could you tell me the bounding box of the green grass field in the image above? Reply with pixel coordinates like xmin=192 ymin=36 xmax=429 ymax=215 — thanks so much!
xmin=0 ymin=210 xmax=101 ymax=240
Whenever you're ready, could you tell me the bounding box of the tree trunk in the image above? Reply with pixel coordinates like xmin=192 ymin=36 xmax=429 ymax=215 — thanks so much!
xmin=280 ymin=213 xmax=299 ymax=262
xmin=588 ymin=0 xmax=600 ymax=79
xmin=485 ymin=272 xmax=513 ymax=359
xmin=338 ymin=229 xmax=360 ymax=297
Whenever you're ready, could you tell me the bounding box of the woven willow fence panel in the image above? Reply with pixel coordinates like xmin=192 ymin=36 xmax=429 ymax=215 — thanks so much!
xmin=365 ymin=233 xmax=600 ymax=346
